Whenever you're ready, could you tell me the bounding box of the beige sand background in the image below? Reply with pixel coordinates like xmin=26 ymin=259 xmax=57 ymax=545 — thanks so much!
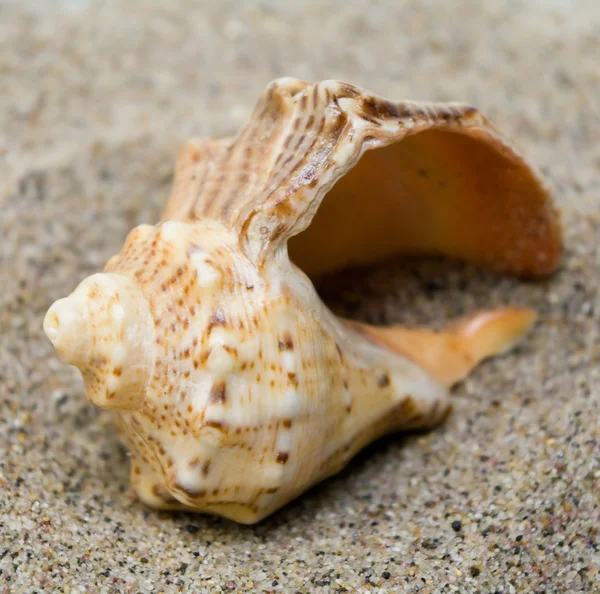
xmin=1 ymin=1 xmax=599 ymax=592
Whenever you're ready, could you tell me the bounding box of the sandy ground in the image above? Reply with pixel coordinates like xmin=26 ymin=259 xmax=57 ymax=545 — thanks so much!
xmin=1 ymin=1 xmax=599 ymax=592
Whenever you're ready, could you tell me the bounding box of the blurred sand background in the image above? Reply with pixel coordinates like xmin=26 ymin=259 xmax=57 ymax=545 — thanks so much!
xmin=1 ymin=1 xmax=599 ymax=592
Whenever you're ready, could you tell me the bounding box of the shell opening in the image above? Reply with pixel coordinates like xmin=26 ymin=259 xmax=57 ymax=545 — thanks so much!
xmin=288 ymin=128 xmax=561 ymax=280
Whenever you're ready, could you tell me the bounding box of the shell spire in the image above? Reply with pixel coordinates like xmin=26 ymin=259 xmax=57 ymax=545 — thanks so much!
xmin=44 ymin=78 xmax=562 ymax=523
xmin=44 ymin=272 xmax=154 ymax=410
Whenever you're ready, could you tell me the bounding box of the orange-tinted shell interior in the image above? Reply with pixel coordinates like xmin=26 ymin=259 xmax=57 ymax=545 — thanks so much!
xmin=288 ymin=128 xmax=561 ymax=279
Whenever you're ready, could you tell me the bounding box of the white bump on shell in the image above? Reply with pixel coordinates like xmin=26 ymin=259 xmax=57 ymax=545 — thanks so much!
xmin=190 ymin=249 xmax=221 ymax=287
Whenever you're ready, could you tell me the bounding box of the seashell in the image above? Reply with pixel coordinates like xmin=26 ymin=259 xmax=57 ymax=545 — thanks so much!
xmin=44 ymin=78 xmax=561 ymax=524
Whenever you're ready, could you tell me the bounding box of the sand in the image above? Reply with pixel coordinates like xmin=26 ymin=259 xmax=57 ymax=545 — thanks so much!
xmin=1 ymin=1 xmax=599 ymax=592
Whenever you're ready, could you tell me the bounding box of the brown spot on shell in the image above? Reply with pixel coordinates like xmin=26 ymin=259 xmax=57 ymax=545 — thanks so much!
xmin=389 ymin=395 xmax=425 ymax=428
xmin=273 ymin=198 xmax=296 ymax=219
xmin=378 ymin=373 xmax=390 ymax=388
xmin=204 ymin=420 xmax=227 ymax=432
xmin=276 ymin=452 xmax=289 ymax=464
xmin=202 ymin=460 xmax=211 ymax=476
xmin=209 ymin=380 xmax=227 ymax=405
xmin=278 ymin=332 xmax=294 ymax=351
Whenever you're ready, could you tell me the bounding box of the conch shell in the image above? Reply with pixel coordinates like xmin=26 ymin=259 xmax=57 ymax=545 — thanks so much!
xmin=44 ymin=78 xmax=561 ymax=523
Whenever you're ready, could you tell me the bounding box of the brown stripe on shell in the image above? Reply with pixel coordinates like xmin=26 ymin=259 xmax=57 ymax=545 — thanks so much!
xmin=362 ymin=96 xmax=400 ymax=119
xmin=194 ymin=143 xmax=234 ymax=217
xmin=300 ymin=92 xmax=308 ymax=110
xmin=185 ymin=142 xmax=223 ymax=220
xmin=203 ymin=420 xmax=228 ymax=433
xmin=262 ymin=89 xmax=326 ymax=202
xmin=360 ymin=113 xmax=382 ymax=126
xmin=336 ymin=82 xmax=360 ymax=99
xmin=218 ymin=91 xmax=285 ymax=217
xmin=227 ymin=87 xmax=314 ymax=220
xmin=167 ymin=80 xmax=491 ymax=277
xmin=269 ymin=104 xmax=343 ymax=206
xmin=199 ymin=80 xmax=287 ymax=218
